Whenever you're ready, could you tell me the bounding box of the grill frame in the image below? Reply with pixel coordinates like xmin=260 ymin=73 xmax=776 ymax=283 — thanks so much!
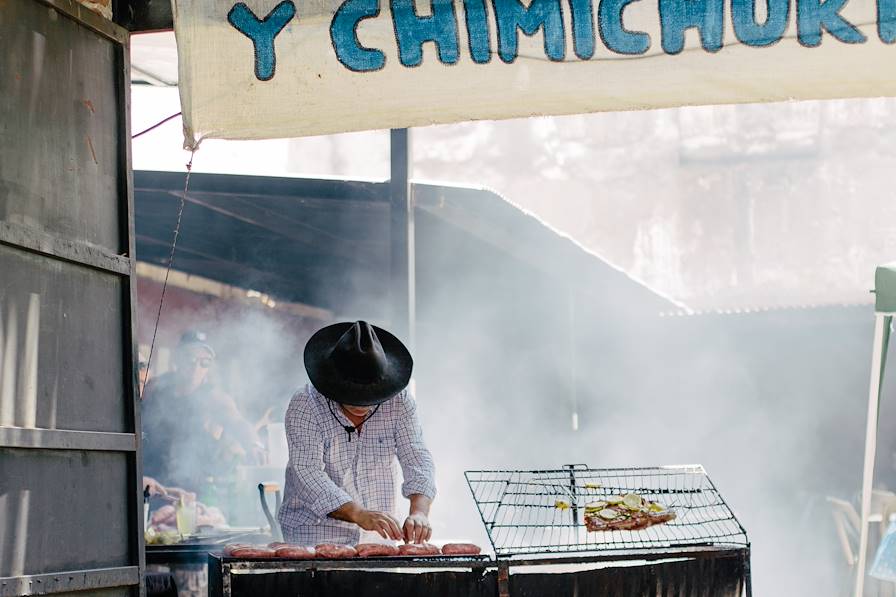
xmin=207 ymin=547 xmax=752 ymax=597
xmin=465 ymin=464 xmax=749 ymax=557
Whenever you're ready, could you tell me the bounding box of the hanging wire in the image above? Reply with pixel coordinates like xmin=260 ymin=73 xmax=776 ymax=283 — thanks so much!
xmin=141 ymin=149 xmax=195 ymax=398
xmin=132 ymin=112 xmax=182 ymax=140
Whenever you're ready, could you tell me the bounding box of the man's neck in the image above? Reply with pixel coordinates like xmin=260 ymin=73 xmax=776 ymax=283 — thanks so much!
xmin=339 ymin=406 xmax=369 ymax=429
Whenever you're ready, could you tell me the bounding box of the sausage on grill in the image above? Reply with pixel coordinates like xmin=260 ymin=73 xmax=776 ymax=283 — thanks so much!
xmin=356 ymin=543 xmax=400 ymax=557
xmin=315 ymin=544 xmax=358 ymax=559
xmin=222 ymin=543 xmax=252 ymax=556
xmin=398 ymin=543 xmax=441 ymax=556
xmin=274 ymin=545 xmax=316 ymax=559
xmin=268 ymin=542 xmax=291 ymax=550
xmin=228 ymin=547 xmax=277 ymax=558
xmin=440 ymin=543 xmax=481 ymax=556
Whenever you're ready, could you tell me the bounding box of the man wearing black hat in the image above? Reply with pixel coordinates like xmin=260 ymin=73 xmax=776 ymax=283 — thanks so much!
xmin=278 ymin=321 xmax=436 ymax=545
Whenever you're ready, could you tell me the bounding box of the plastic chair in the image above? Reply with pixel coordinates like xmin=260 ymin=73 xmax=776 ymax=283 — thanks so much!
xmin=828 ymin=497 xmax=860 ymax=596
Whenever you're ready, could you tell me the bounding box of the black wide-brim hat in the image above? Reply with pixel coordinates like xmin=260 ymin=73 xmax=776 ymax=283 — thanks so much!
xmin=303 ymin=321 xmax=413 ymax=407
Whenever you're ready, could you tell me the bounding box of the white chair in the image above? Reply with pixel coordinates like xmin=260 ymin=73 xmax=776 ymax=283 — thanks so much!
xmin=828 ymin=497 xmax=860 ymax=597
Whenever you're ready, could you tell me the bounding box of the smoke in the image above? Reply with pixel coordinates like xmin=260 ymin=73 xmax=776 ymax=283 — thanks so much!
xmin=136 ymin=274 xmax=320 ymax=525
xmin=132 ymin=96 xmax=896 ymax=596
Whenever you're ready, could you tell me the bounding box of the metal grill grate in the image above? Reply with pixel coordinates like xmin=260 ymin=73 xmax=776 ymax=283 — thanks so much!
xmin=465 ymin=464 xmax=748 ymax=557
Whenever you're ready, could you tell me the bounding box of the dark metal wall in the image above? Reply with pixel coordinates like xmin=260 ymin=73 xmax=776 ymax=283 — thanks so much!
xmin=0 ymin=0 xmax=142 ymax=594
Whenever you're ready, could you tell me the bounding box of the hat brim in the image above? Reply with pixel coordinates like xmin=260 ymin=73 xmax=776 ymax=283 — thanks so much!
xmin=303 ymin=322 xmax=413 ymax=406
xmin=176 ymin=342 xmax=216 ymax=359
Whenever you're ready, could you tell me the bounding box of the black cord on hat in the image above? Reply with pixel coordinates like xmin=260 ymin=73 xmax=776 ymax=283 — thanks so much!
xmin=326 ymin=399 xmax=381 ymax=442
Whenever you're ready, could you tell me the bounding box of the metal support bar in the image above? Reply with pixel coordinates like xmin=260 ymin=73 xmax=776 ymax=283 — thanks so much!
xmin=0 ymin=221 xmax=131 ymax=276
xmin=34 ymin=0 xmax=130 ymax=43
xmin=0 ymin=566 xmax=139 ymax=597
xmin=855 ymin=312 xmax=890 ymax=597
xmin=389 ymin=128 xmax=415 ymax=349
xmin=113 ymin=0 xmax=172 ymax=32
xmin=221 ymin=556 xmax=492 ymax=572
xmin=212 ymin=546 xmax=749 ymax=574
xmin=0 ymin=427 xmax=137 ymax=452
xmin=496 ymin=561 xmax=511 ymax=597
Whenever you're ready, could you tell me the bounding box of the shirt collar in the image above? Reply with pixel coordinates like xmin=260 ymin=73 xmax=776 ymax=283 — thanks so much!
xmin=310 ymin=384 xmax=353 ymax=427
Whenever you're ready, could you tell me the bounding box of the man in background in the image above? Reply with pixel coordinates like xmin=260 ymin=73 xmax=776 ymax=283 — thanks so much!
xmin=141 ymin=330 xmax=262 ymax=490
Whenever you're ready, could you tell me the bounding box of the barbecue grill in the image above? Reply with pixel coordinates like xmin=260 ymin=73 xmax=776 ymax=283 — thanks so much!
xmin=466 ymin=464 xmax=748 ymax=556
xmin=207 ymin=464 xmax=751 ymax=597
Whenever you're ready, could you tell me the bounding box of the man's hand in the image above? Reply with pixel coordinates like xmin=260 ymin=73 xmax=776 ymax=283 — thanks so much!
xmin=402 ymin=512 xmax=432 ymax=544
xmin=143 ymin=476 xmax=167 ymax=497
xmin=354 ymin=510 xmax=403 ymax=541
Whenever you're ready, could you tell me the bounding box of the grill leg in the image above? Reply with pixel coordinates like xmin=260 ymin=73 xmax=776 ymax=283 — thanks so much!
xmin=743 ymin=548 xmax=752 ymax=597
xmin=497 ymin=562 xmax=511 ymax=597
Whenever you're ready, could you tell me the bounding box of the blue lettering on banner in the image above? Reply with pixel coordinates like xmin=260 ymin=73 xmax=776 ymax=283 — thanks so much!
xmin=731 ymin=0 xmax=789 ymax=46
xmin=879 ymin=0 xmax=896 ymax=42
xmin=391 ymin=0 xmax=461 ymax=66
xmin=463 ymin=0 xmax=493 ymax=62
xmin=599 ymin=0 xmax=650 ymax=54
xmin=227 ymin=0 xmax=296 ymax=81
xmin=222 ymin=0 xmax=889 ymax=76
xmin=331 ymin=0 xmax=386 ymax=71
xmin=493 ymin=0 xmax=566 ymax=63
xmin=659 ymin=0 xmax=725 ymax=54
xmin=569 ymin=0 xmax=596 ymax=59
xmin=797 ymin=0 xmax=866 ymax=45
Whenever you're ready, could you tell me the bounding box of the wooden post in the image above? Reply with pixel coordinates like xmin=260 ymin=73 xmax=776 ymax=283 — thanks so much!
xmin=389 ymin=128 xmax=415 ymax=350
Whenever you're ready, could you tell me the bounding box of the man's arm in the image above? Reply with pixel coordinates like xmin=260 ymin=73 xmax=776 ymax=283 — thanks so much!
xmin=329 ymin=502 xmax=402 ymax=540
xmin=403 ymin=494 xmax=433 ymax=543
xmin=394 ymin=391 xmax=437 ymax=543
xmin=216 ymin=391 xmax=262 ymax=448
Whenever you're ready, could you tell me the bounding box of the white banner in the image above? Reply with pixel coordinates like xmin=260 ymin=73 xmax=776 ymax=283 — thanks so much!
xmin=173 ymin=0 xmax=896 ymax=146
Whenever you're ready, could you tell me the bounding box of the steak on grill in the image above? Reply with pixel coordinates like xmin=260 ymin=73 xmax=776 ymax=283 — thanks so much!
xmin=584 ymin=495 xmax=677 ymax=532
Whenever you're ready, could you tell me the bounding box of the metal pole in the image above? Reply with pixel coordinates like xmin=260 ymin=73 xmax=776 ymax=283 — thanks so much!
xmin=389 ymin=128 xmax=415 ymax=350
xmin=569 ymin=288 xmax=578 ymax=432
xmin=855 ymin=313 xmax=888 ymax=597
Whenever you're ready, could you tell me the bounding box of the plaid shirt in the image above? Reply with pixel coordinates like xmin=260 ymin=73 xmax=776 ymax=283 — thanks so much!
xmin=277 ymin=384 xmax=437 ymax=545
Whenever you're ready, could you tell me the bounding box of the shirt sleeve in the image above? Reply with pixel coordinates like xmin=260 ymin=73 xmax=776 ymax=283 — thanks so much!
xmin=212 ymin=389 xmax=259 ymax=449
xmin=393 ymin=391 xmax=437 ymax=500
xmin=285 ymin=391 xmax=354 ymax=520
